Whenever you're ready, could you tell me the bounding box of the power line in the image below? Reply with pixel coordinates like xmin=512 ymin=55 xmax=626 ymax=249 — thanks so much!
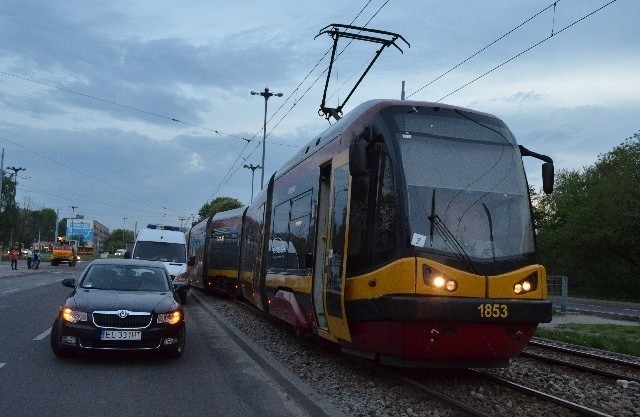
xmin=0 ymin=133 xmax=187 ymax=217
xmin=0 ymin=70 xmax=255 ymax=144
xmin=436 ymin=0 xmax=618 ymax=102
xmin=205 ymin=1 xmax=388 ymax=203
xmin=407 ymin=0 xmax=561 ymax=99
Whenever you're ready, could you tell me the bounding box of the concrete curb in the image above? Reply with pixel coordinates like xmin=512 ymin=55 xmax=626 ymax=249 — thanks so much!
xmin=191 ymin=292 xmax=348 ymax=417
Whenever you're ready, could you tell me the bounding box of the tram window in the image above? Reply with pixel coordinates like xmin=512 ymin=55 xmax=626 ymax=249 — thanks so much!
xmin=290 ymin=192 xmax=313 ymax=274
xmin=371 ymin=152 xmax=397 ymax=267
xmin=347 ymin=174 xmax=369 ymax=275
xmin=270 ymin=202 xmax=291 ymax=271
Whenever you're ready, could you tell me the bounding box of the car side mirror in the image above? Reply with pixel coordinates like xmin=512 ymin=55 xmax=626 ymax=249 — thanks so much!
xmin=173 ymin=282 xmax=189 ymax=292
xmin=61 ymin=278 xmax=76 ymax=288
xmin=349 ymin=138 xmax=368 ymax=177
xmin=542 ymin=162 xmax=554 ymax=194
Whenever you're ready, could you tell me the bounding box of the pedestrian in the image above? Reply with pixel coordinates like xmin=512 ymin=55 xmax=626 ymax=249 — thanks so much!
xmin=27 ymin=247 xmax=33 ymax=269
xmin=33 ymin=250 xmax=40 ymax=270
xmin=10 ymin=248 xmax=19 ymax=270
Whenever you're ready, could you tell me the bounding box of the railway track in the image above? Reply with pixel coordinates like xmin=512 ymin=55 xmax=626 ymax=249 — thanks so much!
xmin=204 ymin=292 xmax=639 ymax=416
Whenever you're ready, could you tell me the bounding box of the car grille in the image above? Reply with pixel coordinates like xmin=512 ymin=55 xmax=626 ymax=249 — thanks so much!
xmin=79 ymin=339 xmax=161 ymax=350
xmin=92 ymin=312 xmax=152 ymax=329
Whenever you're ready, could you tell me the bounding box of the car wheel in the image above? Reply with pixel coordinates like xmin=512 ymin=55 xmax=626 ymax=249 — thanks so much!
xmin=50 ymin=319 xmax=78 ymax=358
xmin=165 ymin=328 xmax=186 ymax=359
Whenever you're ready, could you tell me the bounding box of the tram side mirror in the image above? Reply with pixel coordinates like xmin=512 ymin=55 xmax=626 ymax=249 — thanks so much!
xmin=123 ymin=252 xmax=131 ymax=259
xmin=542 ymin=162 xmax=554 ymax=194
xmin=304 ymin=253 xmax=313 ymax=269
xmin=349 ymin=138 xmax=368 ymax=177
xmin=188 ymin=256 xmax=196 ymax=266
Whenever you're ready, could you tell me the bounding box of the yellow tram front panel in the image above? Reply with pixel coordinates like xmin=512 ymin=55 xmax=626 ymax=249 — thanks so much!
xmin=344 ymin=258 xmax=417 ymax=301
xmin=487 ymin=265 xmax=548 ymax=300
xmin=415 ymin=258 xmax=486 ymax=298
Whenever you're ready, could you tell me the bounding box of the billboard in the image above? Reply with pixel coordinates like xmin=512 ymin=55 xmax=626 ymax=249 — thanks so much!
xmin=67 ymin=218 xmax=94 ymax=247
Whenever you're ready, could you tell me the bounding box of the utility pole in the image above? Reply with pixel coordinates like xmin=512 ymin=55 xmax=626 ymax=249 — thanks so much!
xmin=123 ymin=217 xmax=127 ymax=242
xmin=0 ymin=148 xmax=4 ymax=210
xmin=69 ymin=206 xmax=78 ymax=240
xmin=250 ymin=87 xmax=282 ymax=189
xmin=243 ymin=164 xmax=261 ymax=203
xmin=6 ymin=166 xmax=25 ymax=250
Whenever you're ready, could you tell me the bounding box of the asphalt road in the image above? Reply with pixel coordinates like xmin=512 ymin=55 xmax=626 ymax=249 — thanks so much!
xmin=0 ymin=262 xmax=316 ymax=417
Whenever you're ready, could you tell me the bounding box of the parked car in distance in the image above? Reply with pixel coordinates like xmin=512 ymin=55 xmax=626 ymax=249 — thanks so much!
xmin=50 ymin=258 xmax=186 ymax=359
xmin=114 ymin=249 xmax=126 ymax=256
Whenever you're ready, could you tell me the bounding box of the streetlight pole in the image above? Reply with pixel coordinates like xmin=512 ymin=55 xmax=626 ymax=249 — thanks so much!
xmin=123 ymin=218 xmax=127 ymax=242
xmin=243 ymin=164 xmax=261 ymax=203
xmin=250 ymin=88 xmax=282 ymax=189
xmin=6 ymin=167 xmax=25 ymax=249
xmin=69 ymin=206 xmax=78 ymax=241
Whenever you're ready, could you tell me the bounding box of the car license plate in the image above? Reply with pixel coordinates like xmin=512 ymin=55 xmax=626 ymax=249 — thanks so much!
xmin=101 ymin=330 xmax=142 ymax=341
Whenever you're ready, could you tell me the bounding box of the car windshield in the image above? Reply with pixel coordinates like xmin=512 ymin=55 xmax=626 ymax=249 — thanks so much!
xmin=132 ymin=241 xmax=186 ymax=263
xmin=80 ymin=264 xmax=171 ymax=291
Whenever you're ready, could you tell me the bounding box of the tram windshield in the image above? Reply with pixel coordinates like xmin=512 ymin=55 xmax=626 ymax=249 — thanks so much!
xmin=387 ymin=107 xmax=534 ymax=261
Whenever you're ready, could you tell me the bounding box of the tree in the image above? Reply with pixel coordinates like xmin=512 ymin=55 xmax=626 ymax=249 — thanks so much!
xmin=536 ymin=132 xmax=640 ymax=299
xmin=197 ymin=197 xmax=243 ymax=222
xmin=104 ymin=229 xmax=136 ymax=253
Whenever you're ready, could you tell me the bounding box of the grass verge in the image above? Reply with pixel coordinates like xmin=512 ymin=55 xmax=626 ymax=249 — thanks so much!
xmin=535 ymin=323 xmax=640 ymax=357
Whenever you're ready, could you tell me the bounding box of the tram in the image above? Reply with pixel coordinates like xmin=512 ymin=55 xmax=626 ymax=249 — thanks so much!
xmin=189 ymin=99 xmax=554 ymax=367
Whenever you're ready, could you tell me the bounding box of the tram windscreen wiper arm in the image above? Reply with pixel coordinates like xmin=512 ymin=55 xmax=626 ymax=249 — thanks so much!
xmin=428 ymin=214 xmax=478 ymax=275
xmin=429 ymin=189 xmax=436 ymax=246
xmin=482 ymin=203 xmax=496 ymax=262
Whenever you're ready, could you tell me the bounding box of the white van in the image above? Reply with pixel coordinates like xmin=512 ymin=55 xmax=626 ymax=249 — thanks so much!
xmin=127 ymin=224 xmax=189 ymax=304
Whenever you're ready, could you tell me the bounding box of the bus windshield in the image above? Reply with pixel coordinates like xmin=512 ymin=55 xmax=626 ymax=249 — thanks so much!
xmin=387 ymin=107 xmax=534 ymax=261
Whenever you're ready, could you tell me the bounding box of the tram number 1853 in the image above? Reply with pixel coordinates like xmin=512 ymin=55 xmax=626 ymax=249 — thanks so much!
xmin=478 ymin=303 xmax=508 ymax=319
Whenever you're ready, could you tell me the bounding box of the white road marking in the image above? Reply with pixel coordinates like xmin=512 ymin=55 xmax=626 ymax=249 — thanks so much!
xmin=34 ymin=328 xmax=52 ymax=341
xmin=0 ymin=363 xmax=6 ymax=369
xmin=1 ymin=289 xmax=19 ymax=294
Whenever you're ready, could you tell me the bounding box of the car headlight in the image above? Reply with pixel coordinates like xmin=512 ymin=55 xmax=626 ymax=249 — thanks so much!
xmin=157 ymin=310 xmax=182 ymax=325
xmin=61 ymin=307 xmax=88 ymax=323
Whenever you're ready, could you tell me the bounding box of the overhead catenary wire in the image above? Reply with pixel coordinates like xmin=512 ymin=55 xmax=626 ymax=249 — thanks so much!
xmin=0 ymin=133 xmax=189 ymax=218
xmin=406 ymin=0 xmax=562 ymax=99
xmin=205 ymin=1 xmax=389 ymax=202
xmin=436 ymin=0 xmax=617 ymax=102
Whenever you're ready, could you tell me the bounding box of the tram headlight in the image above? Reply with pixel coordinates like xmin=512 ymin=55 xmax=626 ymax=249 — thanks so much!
xmin=513 ymin=273 xmax=538 ymax=295
xmin=423 ymin=265 xmax=458 ymax=292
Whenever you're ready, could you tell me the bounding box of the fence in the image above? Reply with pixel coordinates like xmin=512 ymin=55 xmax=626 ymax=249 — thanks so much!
xmin=548 ymin=275 xmax=569 ymax=311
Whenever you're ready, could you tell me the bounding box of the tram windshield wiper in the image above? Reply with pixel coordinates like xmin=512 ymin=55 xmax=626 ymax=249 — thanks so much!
xmin=482 ymin=203 xmax=496 ymax=262
xmin=428 ymin=213 xmax=478 ymax=275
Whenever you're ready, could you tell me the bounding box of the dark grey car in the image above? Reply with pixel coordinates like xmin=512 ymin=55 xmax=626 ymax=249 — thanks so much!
xmin=50 ymin=259 xmax=186 ymax=358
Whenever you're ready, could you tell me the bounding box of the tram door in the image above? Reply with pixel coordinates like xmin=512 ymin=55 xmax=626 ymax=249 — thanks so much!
xmin=312 ymin=150 xmax=351 ymax=342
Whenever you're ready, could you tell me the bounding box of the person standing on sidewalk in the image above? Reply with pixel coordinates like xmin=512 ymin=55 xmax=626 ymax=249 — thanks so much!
xmin=27 ymin=247 xmax=33 ymax=269
xmin=10 ymin=248 xmax=19 ymax=270
xmin=33 ymin=250 xmax=40 ymax=270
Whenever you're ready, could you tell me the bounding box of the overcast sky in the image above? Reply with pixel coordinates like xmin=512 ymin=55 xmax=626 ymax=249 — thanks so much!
xmin=1 ymin=0 xmax=638 ymax=233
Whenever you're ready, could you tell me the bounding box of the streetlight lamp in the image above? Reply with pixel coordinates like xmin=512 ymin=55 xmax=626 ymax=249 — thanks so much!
xmin=250 ymin=87 xmax=282 ymax=189
xmin=6 ymin=166 xmax=26 ymax=202
xmin=243 ymin=164 xmax=261 ymax=203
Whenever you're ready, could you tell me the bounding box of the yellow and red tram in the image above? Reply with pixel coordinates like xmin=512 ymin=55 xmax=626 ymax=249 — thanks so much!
xmin=189 ymin=99 xmax=555 ymax=367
